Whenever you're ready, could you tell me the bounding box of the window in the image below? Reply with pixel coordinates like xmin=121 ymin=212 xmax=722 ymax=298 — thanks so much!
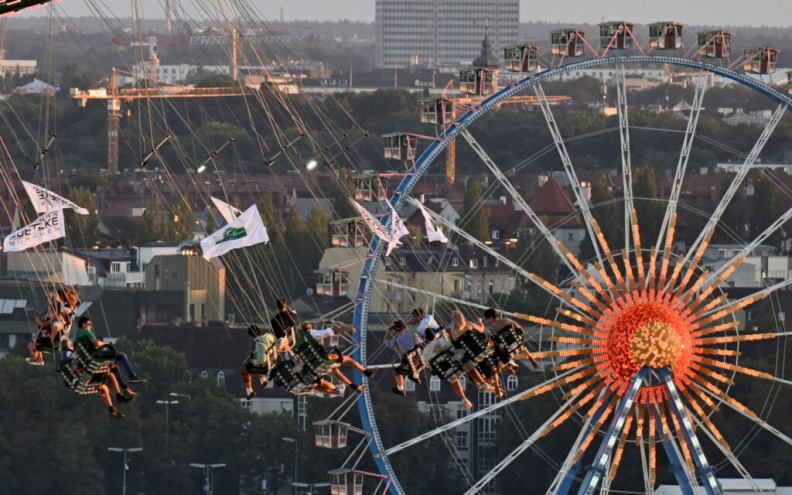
xmin=405 ymin=380 xmax=416 ymax=392
xmin=483 ymin=257 xmax=487 ymax=268
xmin=217 ymin=370 xmax=225 ymax=387
xmin=200 ymin=369 xmax=209 ymax=379
xmin=400 ymin=256 xmax=407 ymax=265
xmin=429 ymin=376 xmax=441 ymax=391
xmin=506 ymin=375 xmax=518 ymax=391
xmin=452 ymin=258 xmax=459 ymax=267
xmin=469 ymin=259 xmax=478 ymax=269
xmin=385 ymin=257 xmax=391 ymax=266
xmin=454 ymin=279 xmax=460 ymax=291
xmin=456 ymin=430 xmax=469 ymax=448
xmin=568 ymin=233 xmax=574 ymax=241
xmin=491 ymin=230 xmax=500 ymax=240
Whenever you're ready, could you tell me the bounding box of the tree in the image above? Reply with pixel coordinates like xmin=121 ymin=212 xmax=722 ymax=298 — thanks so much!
xmin=751 ymin=171 xmax=780 ymax=246
xmin=135 ymin=201 xmax=165 ymax=245
xmin=459 ymin=181 xmax=490 ymax=242
xmin=65 ymin=187 xmax=99 ymax=248
xmin=164 ymin=199 xmax=197 ymax=244
xmin=331 ymin=167 xmax=357 ymax=219
xmin=632 ymin=167 xmax=663 ymax=247
xmin=513 ymin=222 xmax=560 ymax=315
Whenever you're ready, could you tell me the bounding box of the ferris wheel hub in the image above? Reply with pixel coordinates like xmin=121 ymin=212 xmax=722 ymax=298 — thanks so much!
xmin=606 ymin=301 xmax=693 ymax=386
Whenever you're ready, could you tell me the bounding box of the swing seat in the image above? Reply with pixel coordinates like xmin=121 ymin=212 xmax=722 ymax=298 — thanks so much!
xmin=270 ymin=358 xmax=317 ymax=395
xmin=58 ymin=357 xmax=111 ymax=395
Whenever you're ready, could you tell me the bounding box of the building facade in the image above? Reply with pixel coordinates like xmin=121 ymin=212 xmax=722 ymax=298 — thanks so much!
xmin=375 ymin=0 xmax=519 ymax=70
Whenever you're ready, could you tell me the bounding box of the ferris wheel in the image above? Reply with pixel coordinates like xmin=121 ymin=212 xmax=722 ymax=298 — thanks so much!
xmin=351 ymin=22 xmax=792 ymax=495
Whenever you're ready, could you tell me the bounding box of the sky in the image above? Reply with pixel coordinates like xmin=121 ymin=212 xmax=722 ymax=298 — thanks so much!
xmin=15 ymin=0 xmax=792 ymax=27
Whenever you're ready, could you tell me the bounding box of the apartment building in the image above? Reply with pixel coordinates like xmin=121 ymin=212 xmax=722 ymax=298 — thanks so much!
xmin=375 ymin=0 xmax=519 ymax=70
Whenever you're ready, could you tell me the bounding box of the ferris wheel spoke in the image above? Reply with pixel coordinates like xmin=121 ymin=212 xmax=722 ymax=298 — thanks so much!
xmin=534 ymin=82 xmax=605 ymax=267
xmin=691 ymin=204 xmax=792 ymax=298
xmin=692 ymin=414 xmax=765 ymax=493
xmin=692 ymin=381 xmax=792 ymax=448
xmin=375 ymin=278 xmax=503 ymax=314
xmin=385 ymin=368 xmax=580 ymax=456
xmin=545 ymin=392 xmax=613 ymax=495
xmin=459 ymin=129 xmax=581 ymax=280
xmin=697 ymin=277 xmax=792 ymax=321
xmin=461 ymin=395 xmax=579 ymax=495
xmin=654 ymin=74 xmax=708 ymax=254
xmin=418 ymin=205 xmax=588 ymax=312
xmin=616 ymin=64 xmax=634 ymax=253
xmin=677 ymin=103 xmax=787 ymax=279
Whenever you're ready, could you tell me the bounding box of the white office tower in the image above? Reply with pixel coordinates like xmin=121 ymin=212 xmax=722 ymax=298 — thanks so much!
xmin=375 ymin=0 xmax=519 ymax=70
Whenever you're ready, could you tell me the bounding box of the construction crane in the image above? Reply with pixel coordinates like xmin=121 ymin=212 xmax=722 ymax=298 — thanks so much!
xmin=437 ymin=82 xmax=570 ymax=185
xmin=71 ymin=68 xmax=247 ymax=173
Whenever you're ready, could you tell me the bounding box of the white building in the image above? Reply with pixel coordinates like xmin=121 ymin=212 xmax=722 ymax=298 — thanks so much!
xmin=374 ymin=0 xmax=519 ymax=70
xmin=655 ymin=478 xmax=792 ymax=494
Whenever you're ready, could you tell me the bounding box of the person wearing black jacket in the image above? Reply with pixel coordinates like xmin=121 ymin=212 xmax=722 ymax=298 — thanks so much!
xmin=270 ymin=298 xmax=300 ymax=339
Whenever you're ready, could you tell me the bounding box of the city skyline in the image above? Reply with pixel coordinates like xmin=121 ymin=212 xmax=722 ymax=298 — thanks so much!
xmin=14 ymin=0 xmax=792 ymax=27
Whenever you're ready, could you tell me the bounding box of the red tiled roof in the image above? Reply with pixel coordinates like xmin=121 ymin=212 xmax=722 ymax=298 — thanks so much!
xmin=530 ymin=176 xmax=583 ymax=228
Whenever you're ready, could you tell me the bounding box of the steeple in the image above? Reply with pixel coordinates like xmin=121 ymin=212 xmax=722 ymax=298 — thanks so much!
xmin=473 ymin=25 xmax=500 ymax=69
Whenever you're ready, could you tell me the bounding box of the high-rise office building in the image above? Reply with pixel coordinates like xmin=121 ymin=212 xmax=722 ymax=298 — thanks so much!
xmin=375 ymin=0 xmax=519 ymax=70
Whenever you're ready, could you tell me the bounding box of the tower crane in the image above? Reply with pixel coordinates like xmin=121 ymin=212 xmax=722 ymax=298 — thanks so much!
xmin=70 ymin=68 xmax=247 ymax=174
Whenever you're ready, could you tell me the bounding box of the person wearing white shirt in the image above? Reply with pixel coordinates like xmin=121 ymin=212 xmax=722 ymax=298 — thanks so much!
xmin=408 ymin=307 xmax=439 ymax=340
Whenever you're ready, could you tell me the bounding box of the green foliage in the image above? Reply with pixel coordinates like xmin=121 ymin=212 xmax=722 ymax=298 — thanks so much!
xmin=751 ymin=171 xmax=780 ymax=244
xmin=459 ymin=181 xmax=490 ymax=242
xmin=512 ymin=222 xmax=560 ymax=315
xmin=65 ymin=187 xmax=100 ymax=248
xmin=632 ymin=167 xmax=663 ymax=246
xmin=134 ymin=201 xmax=166 ymax=245
xmin=164 ymin=198 xmax=198 ymax=244
xmin=332 ymin=167 xmax=357 ymax=219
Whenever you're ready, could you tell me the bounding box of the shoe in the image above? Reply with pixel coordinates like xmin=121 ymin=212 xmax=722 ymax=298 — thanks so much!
xmin=363 ymin=369 xmax=374 ymax=378
xmin=117 ymin=393 xmax=136 ymax=404
xmin=26 ymin=358 xmax=45 ymax=366
xmin=507 ymin=363 xmax=518 ymax=376
xmin=463 ymin=399 xmax=473 ymax=409
xmin=123 ymin=388 xmax=138 ymax=400
xmin=128 ymin=375 xmax=148 ymax=385
xmin=259 ymin=376 xmax=268 ymax=387
xmin=479 ymin=384 xmax=495 ymax=392
xmin=352 ymin=383 xmax=366 ymax=393
xmin=529 ymin=356 xmax=540 ymax=370
xmin=109 ymin=407 xmax=126 ymax=420
xmin=246 ymin=390 xmax=256 ymax=400
xmin=392 ymin=387 xmax=406 ymax=397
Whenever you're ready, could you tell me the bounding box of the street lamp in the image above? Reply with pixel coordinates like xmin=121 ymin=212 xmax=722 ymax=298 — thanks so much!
xmin=107 ymin=447 xmax=142 ymax=495
xmin=170 ymin=392 xmax=191 ymax=400
xmin=189 ymin=462 xmax=226 ymax=495
xmin=156 ymin=398 xmax=179 ymax=457
xmin=282 ymin=437 xmax=298 ymax=495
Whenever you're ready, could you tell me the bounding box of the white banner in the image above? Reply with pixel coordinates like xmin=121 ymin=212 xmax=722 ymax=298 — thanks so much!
xmin=200 ymin=204 xmax=269 ymax=259
xmin=210 ymin=196 xmax=242 ymax=224
xmin=384 ymin=198 xmax=409 ymax=256
xmin=409 ymin=197 xmax=449 ymax=243
xmin=23 ymin=181 xmax=89 ymax=215
xmin=3 ymin=208 xmax=65 ymax=252
xmin=349 ymin=198 xmax=390 ymax=243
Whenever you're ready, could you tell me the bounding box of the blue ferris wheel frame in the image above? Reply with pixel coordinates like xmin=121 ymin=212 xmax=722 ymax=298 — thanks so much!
xmin=351 ymin=55 xmax=792 ymax=494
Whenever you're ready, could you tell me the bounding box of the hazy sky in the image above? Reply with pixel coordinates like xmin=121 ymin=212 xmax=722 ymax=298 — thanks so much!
xmin=16 ymin=0 xmax=792 ymax=27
